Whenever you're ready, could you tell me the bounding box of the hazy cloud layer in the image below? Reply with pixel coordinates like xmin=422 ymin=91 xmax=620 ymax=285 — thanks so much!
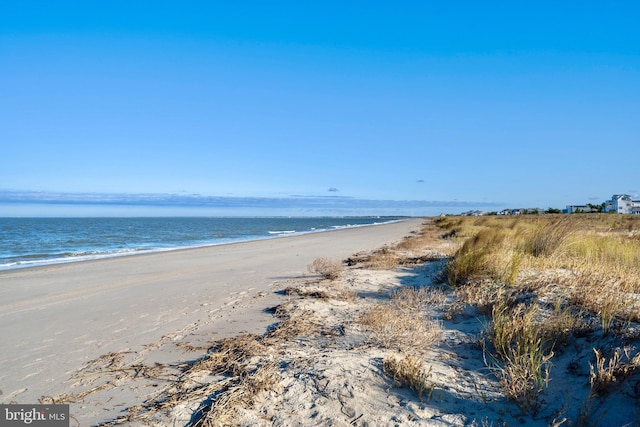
xmin=0 ymin=190 xmax=503 ymax=210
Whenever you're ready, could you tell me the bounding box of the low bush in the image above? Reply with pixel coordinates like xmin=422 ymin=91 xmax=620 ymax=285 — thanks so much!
xmin=308 ymin=257 xmax=344 ymax=280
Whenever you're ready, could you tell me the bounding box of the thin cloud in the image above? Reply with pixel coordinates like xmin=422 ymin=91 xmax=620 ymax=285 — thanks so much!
xmin=0 ymin=190 xmax=504 ymax=210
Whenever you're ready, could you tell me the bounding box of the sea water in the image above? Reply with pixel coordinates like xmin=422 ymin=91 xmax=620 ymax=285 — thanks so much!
xmin=0 ymin=217 xmax=406 ymax=270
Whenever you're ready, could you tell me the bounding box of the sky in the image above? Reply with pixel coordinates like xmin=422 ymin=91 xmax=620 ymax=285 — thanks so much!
xmin=1 ymin=1 xmax=639 ymax=216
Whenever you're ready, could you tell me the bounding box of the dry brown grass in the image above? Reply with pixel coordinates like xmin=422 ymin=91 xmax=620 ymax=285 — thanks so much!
xmin=192 ymin=362 xmax=281 ymax=427
xmin=266 ymin=303 xmax=326 ymax=340
xmin=367 ymin=248 xmax=401 ymax=270
xmin=383 ymin=354 xmax=434 ymax=400
xmin=486 ymin=302 xmax=554 ymax=412
xmin=90 ymin=332 xmax=278 ymax=426
xmin=283 ymin=280 xmax=357 ymax=301
xmin=308 ymin=257 xmax=344 ymax=280
xmin=391 ymin=285 xmax=447 ymax=310
xmin=192 ymin=334 xmax=266 ymax=376
xmin=589 ymin=348 xmax=640 ymax=396
xmin=360 ymin=286 xmax=442 ymax=353
xmin=440 ymin=214 xmax=640 ymax=321
xmin=455 ymin=279 xmax=510 ymax=315
xmin=360 ymin=304 xmax=424 ymax=351
xmin=525 ymin=217 xmax=575 ymax=258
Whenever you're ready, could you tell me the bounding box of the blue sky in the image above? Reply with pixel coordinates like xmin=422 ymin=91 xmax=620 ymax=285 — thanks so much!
xmin=1 ymin=1 xmax=638 ymax=216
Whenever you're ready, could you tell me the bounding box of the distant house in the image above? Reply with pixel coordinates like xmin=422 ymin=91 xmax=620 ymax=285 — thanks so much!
xmin=461 ymin=210 xmax=485 ymax=216
xmin=604 ymin=194 xmax=640 ymax=214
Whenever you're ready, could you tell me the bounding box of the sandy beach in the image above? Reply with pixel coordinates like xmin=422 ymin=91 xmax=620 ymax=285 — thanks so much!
xmin=5 ymin=216 xmax=633 ymax=426
xmin=0 ymin=219 xmax=424 ymax=425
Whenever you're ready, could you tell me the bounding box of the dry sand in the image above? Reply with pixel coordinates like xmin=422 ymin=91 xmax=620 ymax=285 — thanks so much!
xmin=0 ymin=219 xmax=423 ymax=425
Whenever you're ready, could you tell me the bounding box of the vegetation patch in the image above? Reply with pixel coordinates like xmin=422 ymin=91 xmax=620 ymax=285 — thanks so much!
xmin=360 ymin=284 xmax=442 ymax=353
xmin=308 ymin=257 xmax=344 ymax=280
xmin=436 ymin=214 xmax=640 ymax=420
xmin=383 ymin=355 xmax=434 ymax=400
xmin=485 ymin=301 xmax=554 ymax=413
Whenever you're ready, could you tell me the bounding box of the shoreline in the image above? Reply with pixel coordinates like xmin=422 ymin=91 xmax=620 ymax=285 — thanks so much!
xmin=0 ymin=217 xmax=407 ymax=272
xmin=0 ymin=218 xmax=424 ymax=425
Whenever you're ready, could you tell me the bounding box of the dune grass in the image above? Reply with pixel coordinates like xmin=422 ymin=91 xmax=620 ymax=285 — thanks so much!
xmin=360 ymin=290 xmax=442 ymax=353
xmin=485 ymin=301 xmax=554 ymax=413
xmin=383 ymin=354 xmax=434 ymax=400
xmin=441 ymin=214 xmax=640 ymax=306
xmin=436 ymin=214 xmax=640 ymax=412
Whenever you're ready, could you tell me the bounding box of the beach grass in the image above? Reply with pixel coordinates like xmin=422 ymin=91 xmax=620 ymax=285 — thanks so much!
xmin=383 ymin=354 xmax=434 ymax=400
xmin=437 ymin=214 xmax=640 ymax=415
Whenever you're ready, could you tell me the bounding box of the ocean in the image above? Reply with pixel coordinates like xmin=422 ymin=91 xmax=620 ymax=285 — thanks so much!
xmin=0 ymin=216 xmax=406 ymax=271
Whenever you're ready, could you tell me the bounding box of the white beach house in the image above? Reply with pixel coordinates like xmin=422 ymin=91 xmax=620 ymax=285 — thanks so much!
xmin=604 ymin=194 xmax=640 ymax=214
